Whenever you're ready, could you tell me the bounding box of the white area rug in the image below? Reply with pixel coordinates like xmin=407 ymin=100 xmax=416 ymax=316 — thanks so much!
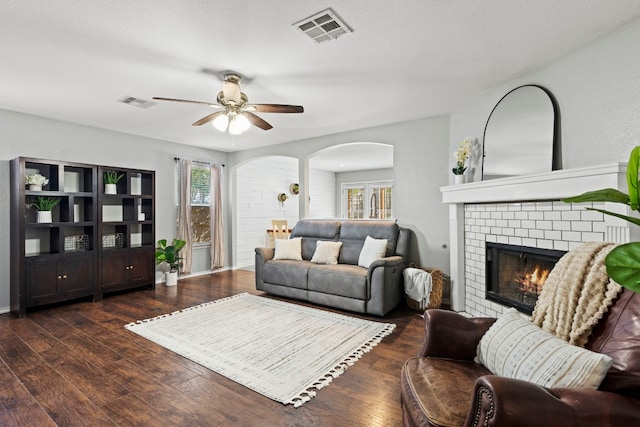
xmin=125 ymin=293 xmax=395 ymax=407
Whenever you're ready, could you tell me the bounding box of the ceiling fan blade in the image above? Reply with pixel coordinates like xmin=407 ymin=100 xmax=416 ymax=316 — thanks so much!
xmin=248 ymin=104 xmax=304 ymax=114
xmin=245 ymin=112 xmax=273 ymax=130
xmin=192 ymin=111 xmax=225 ymax=126
xmin=153 ymin=97 xmax=221 ymax=108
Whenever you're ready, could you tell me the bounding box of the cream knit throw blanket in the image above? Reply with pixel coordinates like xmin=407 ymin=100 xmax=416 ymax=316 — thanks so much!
xmin=530 ymin=241 xmax=622 ymax=347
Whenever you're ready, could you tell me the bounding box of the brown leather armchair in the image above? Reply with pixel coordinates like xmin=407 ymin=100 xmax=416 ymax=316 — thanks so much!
xmin=400 ymin=289 xmax=640 ymax=427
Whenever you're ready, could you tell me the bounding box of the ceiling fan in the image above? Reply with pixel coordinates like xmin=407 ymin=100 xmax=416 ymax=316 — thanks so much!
xmin=153 ymin=73 xmax=303 ymax=135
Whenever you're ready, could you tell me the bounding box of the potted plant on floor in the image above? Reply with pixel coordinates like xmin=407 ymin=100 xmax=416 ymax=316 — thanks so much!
xmin=104 ymin=170 xmax=124 ymax=194
xmin=31 ymin=196 xmax=61 ymax=223
xmin=155 ymin=238 xmax=186 ymax=286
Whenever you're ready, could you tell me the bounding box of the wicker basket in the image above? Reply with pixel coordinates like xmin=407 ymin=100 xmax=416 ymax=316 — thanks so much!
xmin=405 ymin=267 xmax=448 ymax=311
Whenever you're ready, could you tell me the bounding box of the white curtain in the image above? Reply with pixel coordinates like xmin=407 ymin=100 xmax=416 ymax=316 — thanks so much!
xmin=177 ymin=159 xmax=193 ymax=274
xmin=210 ymin=163 xmax=224 ymax=269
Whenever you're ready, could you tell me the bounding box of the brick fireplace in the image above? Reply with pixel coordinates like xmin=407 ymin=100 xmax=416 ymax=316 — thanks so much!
xmin=441 ymin=163 xmax=636 ymax=317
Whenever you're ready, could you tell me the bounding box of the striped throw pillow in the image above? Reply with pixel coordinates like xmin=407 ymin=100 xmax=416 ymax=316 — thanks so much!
xmin=476 ymin=308 xmax=612 ymax=390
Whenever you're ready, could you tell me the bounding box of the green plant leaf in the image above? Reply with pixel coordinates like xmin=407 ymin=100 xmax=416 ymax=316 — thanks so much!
xmin=157 ymin=239 xmax=167 ymax=250
xmin=627 ymin=146 xmax=640 ymax=211
xmin=586 ymin=208 xmax=640 ymax=227
xmin=173 ymin=239 xmax=186 ymax=252
xmin=562 ymin=188 xmax=630 ymax=205
xmin=605 ymin=243 xmax=640 ymax=292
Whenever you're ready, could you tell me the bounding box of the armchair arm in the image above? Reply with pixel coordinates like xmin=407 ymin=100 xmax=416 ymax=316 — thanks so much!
xmin=254 ymin=247 xmax=274 ymax=291
xmin=366 ymin=256 xmax=405 ymax=316
xmin=255 ymin=247 xmax=274 ymax=262
xmin=420 ymin=310 xmax=496 ymax=360
xmin=465 ymin=375 xmax=640 ymax=427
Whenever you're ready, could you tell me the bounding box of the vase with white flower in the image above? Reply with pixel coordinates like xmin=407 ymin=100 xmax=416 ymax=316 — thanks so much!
xmin=25 ymin=173 xmax=49 ymax=191
xmin=452 ymin=138 xmax=471 ymax=184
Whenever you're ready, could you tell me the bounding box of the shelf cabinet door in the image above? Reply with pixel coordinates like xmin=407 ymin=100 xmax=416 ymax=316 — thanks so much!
xmin=101 ymin=248 xmax=154 ymax=291
xmin=25 ymin=257 xmax=60 ymax=304
xmin=128 ymin=248 xmax=154 ymax=286
xmin=62 ymin=255 xmax=94 ymax=296
xmin=101 ymin=251 xmax=129 ymax=289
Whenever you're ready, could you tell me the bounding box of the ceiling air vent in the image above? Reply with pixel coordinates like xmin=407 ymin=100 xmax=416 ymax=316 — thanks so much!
xmin=294 ymin=8 xmax=353 ymax=44
xmin=118 ymin=96 xmax=157 ymax=109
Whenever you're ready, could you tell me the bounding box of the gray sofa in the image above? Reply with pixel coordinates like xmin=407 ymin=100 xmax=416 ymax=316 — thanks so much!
xmin=255 ymin=219 xmax=411 ymax=316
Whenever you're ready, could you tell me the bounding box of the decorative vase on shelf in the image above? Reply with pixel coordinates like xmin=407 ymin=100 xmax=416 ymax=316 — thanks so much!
xmin=37 ymin=211 xmax=52 ymax=223
xmin=105 ymin=183 xmax=117 ymax=194
xmin=454 ymin=174 xmax=465 ymax=185
xmin=28 ymin=184 xmax=42 ymax=191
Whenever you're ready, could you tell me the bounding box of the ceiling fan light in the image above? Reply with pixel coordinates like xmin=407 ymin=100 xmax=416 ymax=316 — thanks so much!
xmin=228 ymin=117 xmax=243 ymax=135
xmin=212 ymin=114 xmax=229 ymax=132
xmin=235 ymin=113 xmax=251 ymax=132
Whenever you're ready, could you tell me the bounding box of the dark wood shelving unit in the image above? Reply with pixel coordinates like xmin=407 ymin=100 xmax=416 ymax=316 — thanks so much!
xmin=10 ymin=157 xmax=156 ymax=317
xmin=97 ymin=166 xmax=156 ymax=297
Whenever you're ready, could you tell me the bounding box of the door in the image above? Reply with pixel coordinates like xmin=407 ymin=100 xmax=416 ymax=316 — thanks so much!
xmin=25 ymin=257 xmax=60 ymax=304
xmin=62 ymin=254 xmax=95 ymax=296
xmin=101 ymin=251 xmax=129 ymax=289
xmin=128 ymin=248 xmax=154 ymax=286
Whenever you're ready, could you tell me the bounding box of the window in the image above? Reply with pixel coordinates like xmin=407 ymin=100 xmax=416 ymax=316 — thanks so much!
xmin=177 ymin=164 xmax=211 ymax=244
xmin=342 ymin=181 xmax=393 ymax=219
xmin=190 ymin=165 xmax=211 ymax=244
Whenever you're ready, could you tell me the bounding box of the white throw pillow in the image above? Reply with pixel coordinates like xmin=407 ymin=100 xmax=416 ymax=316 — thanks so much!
xmin=310 ymin=241 xmax=343 ymax=264
xmin=476 ymin=308 xmax=612 ymax=390
xmin=358 ymin=236 xmax=388 ymax=268
xmin=273 ymin=237 xmax=302 ymax=261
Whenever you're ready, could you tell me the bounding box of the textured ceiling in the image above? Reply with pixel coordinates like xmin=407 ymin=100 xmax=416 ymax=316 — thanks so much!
xmin=1 ymin=0 xmax=639 ymax=155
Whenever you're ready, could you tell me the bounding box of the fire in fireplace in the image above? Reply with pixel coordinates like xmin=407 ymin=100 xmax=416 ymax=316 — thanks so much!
xmin=486 ymin=242 xmax=566 ymax=314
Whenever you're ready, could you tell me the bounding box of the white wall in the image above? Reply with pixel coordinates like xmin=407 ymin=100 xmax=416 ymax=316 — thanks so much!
xmin=229 ymin=115 xmax=451 ymax=270
xmin=234 ymin=156 xmax=299 ymax=268
xmin=0 ymin=109 xmax=229 ymax=312
xmin=450 ymin=18 xmax=640 ymax=180
xmin=308 ymin=167 xmax=336 ymax=218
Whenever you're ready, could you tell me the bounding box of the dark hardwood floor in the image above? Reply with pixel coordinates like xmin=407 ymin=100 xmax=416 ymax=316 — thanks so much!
xmin=0 ymin=270 xmax=427 ymax=426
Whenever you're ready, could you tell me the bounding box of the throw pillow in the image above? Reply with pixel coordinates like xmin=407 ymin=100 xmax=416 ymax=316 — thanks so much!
xmin=358 ymin=236 xmax=388 ymax=268
xmin=273 ymin=237 xmax=302 ymax=261
xmin=310 ymin=241 xmax=343 ymax=265
xmin=476 ymin=308 xmax=612 ymax=390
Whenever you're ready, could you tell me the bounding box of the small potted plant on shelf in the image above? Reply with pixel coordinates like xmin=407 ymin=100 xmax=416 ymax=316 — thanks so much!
xmin=104 ymin=170 xmax=124 ymax=194
xmin=31 ymin=196 xmax=61 ymax=223
xmin=25 ymin=173 xmax=49 ymax=191
xmin=155 ymin=238 xmax=186 ymax=287
xmin=452 ymin=137 xmax=471 ymax=184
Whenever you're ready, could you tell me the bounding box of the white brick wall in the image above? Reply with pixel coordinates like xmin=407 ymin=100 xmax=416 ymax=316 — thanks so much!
xmin=463 ymin=200 xmax=606 ymax=317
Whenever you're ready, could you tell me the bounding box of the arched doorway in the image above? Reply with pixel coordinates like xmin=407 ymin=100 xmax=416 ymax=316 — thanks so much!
xmin=307 ymin=142 xmax=393 ymax=219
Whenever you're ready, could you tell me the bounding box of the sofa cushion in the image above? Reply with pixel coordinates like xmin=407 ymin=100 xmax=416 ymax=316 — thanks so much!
xmin=308 ymin=264 xmax=368 ymax=299
xmin=401 ymin=357 xmax=491 ymax=427
xmin=262 ymin=260 xmax=311 ymax=290
xmin=358 ymin=236 xmax=388 ymax=268
xmin=291 ymin=219 xmax=341 ymax=260
xmin=310 ymin=241 xmax=343 ymax=264
xmin=273 ymin=237 xmax=302 ymax=260
xmin=338 ymin=221 xmax=399 ymax=265
xmin=476 ymin=308 xmax=613 ymax=390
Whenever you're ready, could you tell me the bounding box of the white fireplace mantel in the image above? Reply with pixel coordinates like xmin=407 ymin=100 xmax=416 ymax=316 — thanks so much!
xmin=442 ymin=163 xmax=627 ymax=204
xmin=440 ymin=163 xmax=631 ymax=313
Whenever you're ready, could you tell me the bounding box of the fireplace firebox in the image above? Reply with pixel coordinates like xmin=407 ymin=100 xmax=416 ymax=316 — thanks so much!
xmin=486 ymin=242 xmax=566 ymax=314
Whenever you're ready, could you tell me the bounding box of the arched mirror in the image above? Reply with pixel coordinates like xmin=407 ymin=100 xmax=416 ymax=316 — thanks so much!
xmin=482 ymin=85 xmax=560 ymax=180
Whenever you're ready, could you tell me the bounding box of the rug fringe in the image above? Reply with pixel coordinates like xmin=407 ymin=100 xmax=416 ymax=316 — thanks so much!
xmin=285 ymin=322 xmax=396 ymax=408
